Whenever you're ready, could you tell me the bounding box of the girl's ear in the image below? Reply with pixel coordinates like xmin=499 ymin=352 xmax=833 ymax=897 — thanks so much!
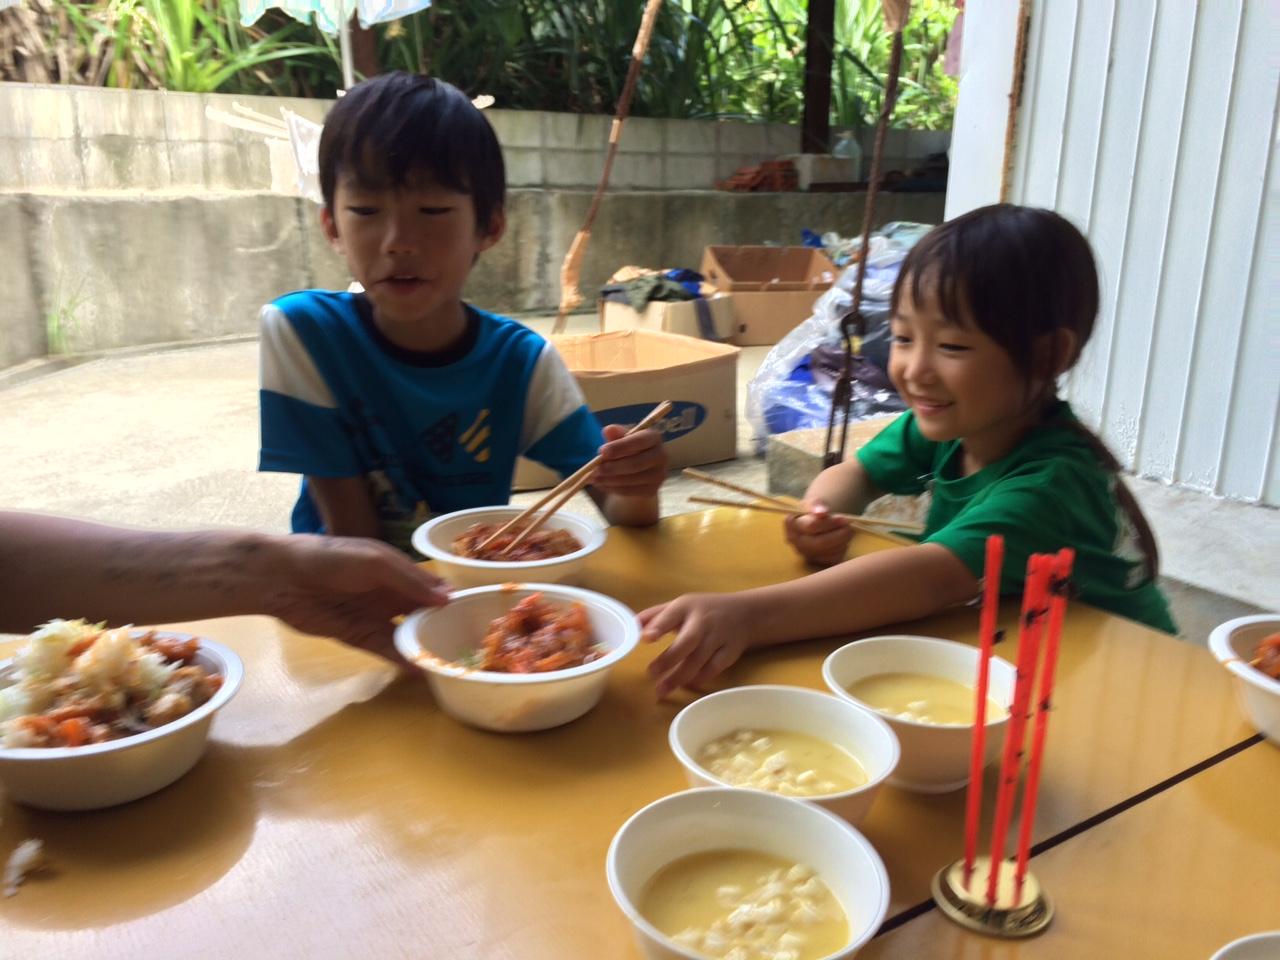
xmin=1037 ymin=328 xmax=1079 ymax=379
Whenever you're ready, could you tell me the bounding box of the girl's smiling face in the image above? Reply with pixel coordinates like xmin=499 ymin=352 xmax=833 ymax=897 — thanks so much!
xmin=889 ymin=281 xmax=1050 ymax=469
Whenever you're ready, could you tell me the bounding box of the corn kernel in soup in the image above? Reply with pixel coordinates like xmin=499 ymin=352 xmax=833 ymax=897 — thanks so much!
xmin=697 ymin=729 xmax=868 ymax=796
xmin=848 ymin=672 xmax=1006 ymax=725
xmin=640 ymin=849 xmax=849 ymax=960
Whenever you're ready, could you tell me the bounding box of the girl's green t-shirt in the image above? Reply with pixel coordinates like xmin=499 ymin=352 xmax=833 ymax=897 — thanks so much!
xmin=856 ymin=403 xmax=1177 ymax=634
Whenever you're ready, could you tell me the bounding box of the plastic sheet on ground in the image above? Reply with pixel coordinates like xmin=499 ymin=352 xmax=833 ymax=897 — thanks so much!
xmin=746 ymin=224 xmax=935 ymax=450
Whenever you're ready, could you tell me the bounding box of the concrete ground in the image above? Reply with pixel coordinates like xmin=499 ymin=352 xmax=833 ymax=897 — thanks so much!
xmin=1 ymin=325 xmax=1274 ymax=645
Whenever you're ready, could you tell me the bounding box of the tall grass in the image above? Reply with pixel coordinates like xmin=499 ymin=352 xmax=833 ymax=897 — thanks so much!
xmin=0 ymin=0 xmax=957 ymax=126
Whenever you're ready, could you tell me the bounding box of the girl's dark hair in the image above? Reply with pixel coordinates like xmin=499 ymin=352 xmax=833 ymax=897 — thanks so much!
xmin=318 ymin=71 xmax=505 ymax=232
xmin=891 ymin=203 xmax=1161 ymax=581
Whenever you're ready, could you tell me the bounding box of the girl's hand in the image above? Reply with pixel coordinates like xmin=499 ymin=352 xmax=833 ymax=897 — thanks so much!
xmin=638 ymin=593 xmax=755 ymax=699
xmin=784 ymin=500 xmax=853 ymax=567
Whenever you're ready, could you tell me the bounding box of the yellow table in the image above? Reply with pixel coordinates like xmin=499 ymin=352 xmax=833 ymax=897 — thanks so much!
xmin=857 ymin=741 xmax=1280 ymax=959
xmin=0 ymin=510 xmax=1258 ymax=960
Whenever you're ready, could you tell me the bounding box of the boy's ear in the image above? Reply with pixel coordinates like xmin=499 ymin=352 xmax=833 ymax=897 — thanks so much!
xmin=320 ymin=206 xmax=344 ymax=254
xmin=476 ymin=206 xmax=506 ymax=253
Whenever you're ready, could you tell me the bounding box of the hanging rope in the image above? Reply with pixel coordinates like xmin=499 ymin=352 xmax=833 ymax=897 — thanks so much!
xmin=822 ymin=25 xmax=906 ymax=468
xmin=551 ymin=0 xmax=664 ymax=335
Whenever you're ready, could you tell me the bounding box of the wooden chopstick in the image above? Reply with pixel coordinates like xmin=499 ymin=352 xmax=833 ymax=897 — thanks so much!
xmin=681 ymin=467 xmax=797 ymax=510
xmin=681 ymin=467 xmax=924 ymax=533
xmin=484 ymin=399 xmax=675 ymax=556
xmin=687 ymin=495 xmax=925 ymax=536
xmin=499 ymin=468 xmax=594 ymax=555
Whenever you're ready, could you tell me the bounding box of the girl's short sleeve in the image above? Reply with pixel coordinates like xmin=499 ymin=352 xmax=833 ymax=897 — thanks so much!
xmin=855 ymin=412 xmax=937 ymax=495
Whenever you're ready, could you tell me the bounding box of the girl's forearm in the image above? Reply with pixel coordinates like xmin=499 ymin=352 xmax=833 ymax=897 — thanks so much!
xmin=804 ymin=459 xmax=882 ymax=515
xmin=739 ymin=543 xmax=979 ymax=647
xmin=0 ymin=512 xmax=281 ymax=633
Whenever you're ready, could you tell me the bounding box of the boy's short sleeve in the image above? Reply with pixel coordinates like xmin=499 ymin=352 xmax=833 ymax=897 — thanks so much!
xmin=258 ymin=304 xmax=362 ymax=478
xmin=855 ymin=412 xmax=937 ymax=495
xmin=520 ymin=343 xmax=604 ymax=478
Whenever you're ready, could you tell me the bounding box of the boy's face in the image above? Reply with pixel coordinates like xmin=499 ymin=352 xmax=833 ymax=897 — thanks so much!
xmin=321 ymin=173 xmax=505 ymax=328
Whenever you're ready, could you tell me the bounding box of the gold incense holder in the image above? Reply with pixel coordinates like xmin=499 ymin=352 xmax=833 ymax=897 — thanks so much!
xmin=931 ymin=856 xmax=1053 ymax=938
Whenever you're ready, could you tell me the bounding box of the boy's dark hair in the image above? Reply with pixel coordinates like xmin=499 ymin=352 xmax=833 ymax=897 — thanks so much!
xmin=318 ymin=71 xmax=505 ymax=231
xmin=891 ymin=203 xmax=1161 ymax=581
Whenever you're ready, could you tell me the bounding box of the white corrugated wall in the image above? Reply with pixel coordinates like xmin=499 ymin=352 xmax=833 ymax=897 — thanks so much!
xmin=951 ymin=0 xmax=1279 ymax=505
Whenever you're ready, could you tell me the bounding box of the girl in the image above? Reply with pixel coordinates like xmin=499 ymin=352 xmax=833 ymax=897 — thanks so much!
xmin=640 ymin=204 xmax=1176 ymax=699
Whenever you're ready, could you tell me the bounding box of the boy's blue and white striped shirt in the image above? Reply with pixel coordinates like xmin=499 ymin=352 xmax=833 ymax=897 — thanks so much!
xmin=258 ymin=290 xmax=601 ymax=551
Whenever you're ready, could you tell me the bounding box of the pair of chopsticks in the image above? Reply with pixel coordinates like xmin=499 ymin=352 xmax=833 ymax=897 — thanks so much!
xmin=682 ymin=467 xmax=925 ymax=536
xmin=477 ymin=400 xmax=675 ymax=557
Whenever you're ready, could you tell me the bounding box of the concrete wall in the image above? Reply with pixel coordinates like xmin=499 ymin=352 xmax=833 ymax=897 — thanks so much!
xmin=1 ymin=189 xmax=944 ymax=362
xmin=0 ymin=83 xmax=950 ymax=194
xmin=0 ymin=82 xmax=946 ymax=367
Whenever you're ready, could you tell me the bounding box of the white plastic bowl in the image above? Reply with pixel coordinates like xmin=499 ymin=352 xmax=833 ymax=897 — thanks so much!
xmin=607 ymin=787 xmax=890 ymax=960
xmin=1210 ymin=932 xmax=1280 ymax=960
xmin=394 ymin=583 xmax=639 ymax=732
xmin=411 ymin=505 xmax=605 ymax=589
xmin=668 ymin=684 xmax=899 ymax=826
xmin=0 ymin=634 xmax=244 ymax=811
xmin=1208 ymin=614 xmax=1280 ymax=745
xmin=823 ymin=635 xmax=1016 ymax=793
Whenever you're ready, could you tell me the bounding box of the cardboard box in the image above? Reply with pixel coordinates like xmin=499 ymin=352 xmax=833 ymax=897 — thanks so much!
xmin=598 ymin=294 xmax=735 ymax=341
xmin=700 ymin=246 xmax=835 ymax=346
xmin=513 ymin=329 xmax=740 ymax=491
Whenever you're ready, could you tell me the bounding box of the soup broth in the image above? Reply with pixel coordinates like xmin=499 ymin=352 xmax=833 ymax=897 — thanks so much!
xmin=848 ymin=672 xmax=1006 ymax=725
xmin=640 ymin=849 xmax=848 ymax=960
xmin=697 ymin=728 xmax=868 ymax=796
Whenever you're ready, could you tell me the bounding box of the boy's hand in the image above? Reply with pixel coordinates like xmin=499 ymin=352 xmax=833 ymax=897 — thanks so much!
xmin=784 ymin=499 xmax=853 ymax=567
xmin=591 ymin=424 xmax=668 ymax=496
xmin=638 ymin=593 xmax=754 ymax=699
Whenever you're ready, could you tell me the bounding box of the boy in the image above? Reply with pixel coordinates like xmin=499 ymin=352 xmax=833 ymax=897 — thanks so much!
xmin=258 ymin=73 xmax=667 ymax=551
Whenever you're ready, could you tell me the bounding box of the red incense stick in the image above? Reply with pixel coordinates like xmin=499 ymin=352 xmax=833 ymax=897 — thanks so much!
xmin=985 ymin=553 xmax=1051 ymax=905
xmin=1012 ymin=548 xmax=1075 ymax=901
xmin=962 ymin=534 xmax=1004 ymax=888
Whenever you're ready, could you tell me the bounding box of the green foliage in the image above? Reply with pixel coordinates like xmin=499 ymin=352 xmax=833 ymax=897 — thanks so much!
xmin=3 ymin=0 xmax=334 ymax=94
xmin=378 ymin=0 xmax=956 ymax=129
xmin=45 ymin=276 xmax=88 ymax=355
xmin=0 ymin=0 xmax=957 ymax=126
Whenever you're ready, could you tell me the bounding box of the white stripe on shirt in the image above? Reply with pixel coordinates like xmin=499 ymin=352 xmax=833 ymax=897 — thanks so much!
xmin=520 ymin=342 xmax=588 ymax=454
xmin=259 ymin=304 xmax=336 ymax=409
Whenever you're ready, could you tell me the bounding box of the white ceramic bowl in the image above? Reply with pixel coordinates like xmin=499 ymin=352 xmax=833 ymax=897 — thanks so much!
xmin=411 ymin=505 xmax=605 ymax=589
xmin=1210 ymin=932 xmax=1280 ymax=960
xmin=607 ymin=787 xmax=889 ymax=960
xmin=0 ymin=634 xmax=243 ymax=811
xmin=823 ymin=635 xmax=1016 ymax=793
xmin=668 ymin=684 xmax=899 ymax=826
xmin=393 ymin=583 xmax=639 ymax=732
xmin=1208 ymin=614 xmax=1280 ymax=745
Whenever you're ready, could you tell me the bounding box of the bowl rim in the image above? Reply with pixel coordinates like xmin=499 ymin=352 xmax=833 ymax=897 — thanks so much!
xmin=1209 ymin=931 xmax=1280 ymax=960
xmin=393 ymin=582 xmax=639 ymax=685
xmin=667 ymin=683 xmax=901 ymax=801
xmin=411 ymin=505 xmax=606 ymax=571
xmin=0 ymin=630 xmax=244 ymax=760
xmin=1208 ymin=614 xmax=1280 ymax=695
xmin=821 ymin=634 xmax=1016 ymax=731
xmin=604 ymin=786 xmax=891 ymax=960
